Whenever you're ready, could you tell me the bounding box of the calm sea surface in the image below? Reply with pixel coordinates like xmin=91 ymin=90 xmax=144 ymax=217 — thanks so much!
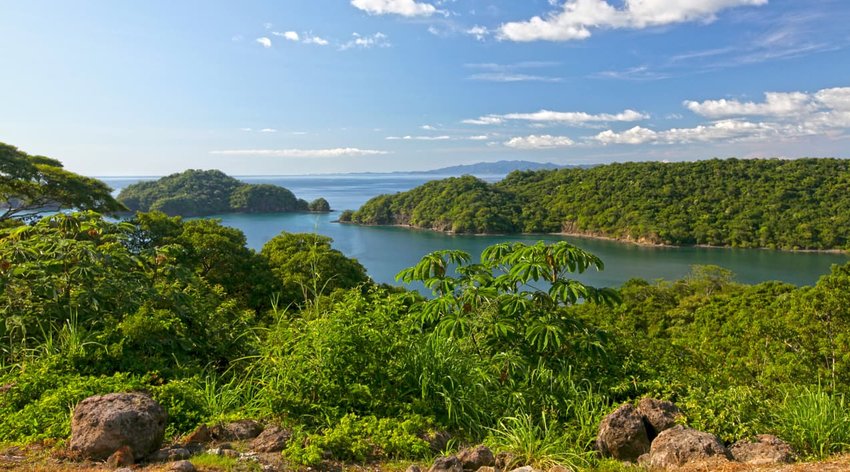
xmin=101 ymin=175 xmax=849 ymax=289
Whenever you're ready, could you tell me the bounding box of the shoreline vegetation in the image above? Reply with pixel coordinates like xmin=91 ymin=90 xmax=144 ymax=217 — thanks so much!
xmin=117 ymin=169 xmax=331 ymax=218
xmin=337 ymin=221 xmax=850 ymax=255
xmin=343 ymin=158 xmax=850 ymax=252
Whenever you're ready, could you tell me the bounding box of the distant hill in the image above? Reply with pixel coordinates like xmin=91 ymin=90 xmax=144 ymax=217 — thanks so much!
xmin=345 ymin=158 xmax=850 ymax=250
xmin=118 ymin=169 xmax=330 ymax=217
xmin=412 ymin=160 xmax=564 ymax=175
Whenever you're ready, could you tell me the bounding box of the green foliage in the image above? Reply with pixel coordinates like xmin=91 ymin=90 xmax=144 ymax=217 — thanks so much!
xmin=0 ymin=142 xmax=125 ymax=222
xmin=230 ymin=184 xmax=307 ymax=213
xmin=772 ymin=385 xmax=850 ymax=459
xmin=352 ymin=175 xmax=522 ymax=233
xmin=352 ymin=158 xmax=850 ymax=249
xmin=284 ymin=414 xmax=433 ymax=465
xmin=486 ymin=413 xmax=593 ymax=471
xmin=261 ymin=232 xmax=370 ymax=305
xmin=308 ymin=197 xmax=331 ymax=212
xmin=118 ymin=169 xmax=314 ymax=217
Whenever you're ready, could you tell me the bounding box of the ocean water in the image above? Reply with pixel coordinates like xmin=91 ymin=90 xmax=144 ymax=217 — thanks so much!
xmin=101 ymin=174 xmax=849 ymax=289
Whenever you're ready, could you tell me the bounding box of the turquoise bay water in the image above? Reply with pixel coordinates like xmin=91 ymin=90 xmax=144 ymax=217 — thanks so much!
xmin=103 ymin=175 xmax=849 ymax=288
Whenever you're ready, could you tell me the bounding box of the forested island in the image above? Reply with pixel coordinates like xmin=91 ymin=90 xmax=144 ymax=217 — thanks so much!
xmin=344 ymin=158 xmax=850 ymax=251
xmin=4 ymin=142 xmax=850 ymax=470
xmin=118 ymin=169 xmax=331 ymax=217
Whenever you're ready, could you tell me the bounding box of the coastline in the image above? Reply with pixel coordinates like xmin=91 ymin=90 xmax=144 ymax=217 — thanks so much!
xmin=338 ymin=221 xmax=850 ymax=255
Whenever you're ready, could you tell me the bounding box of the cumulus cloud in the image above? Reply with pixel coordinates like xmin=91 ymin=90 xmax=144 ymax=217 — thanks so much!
xmin=256 ymin=37 xmax=272 ymax=48
xmin=685 ymin=87 xmax=850 ymax=119
xmin=351 ymin=0 xmax=438 ymax=17
xmin=466 ymin=25 xmax=489 ymax=41
xmin=210 ymin=148 xmax=389 ymax=158
xmin=504 ymin=135 xmax=575 ymax=149
xmin=592 ymin=120 xmax=781 ymax=145
xmin=303 ymin=34 xmax=330 ymax=46
xmin=340 ymin=32 xmax=391 ymax=50
xmin=499 ymin=0 xmax=767 ymax=42
xmin=273 ymin=31 xmax=300 ymax=42
xmin=464 ymin=108 xmax=648 ymax=125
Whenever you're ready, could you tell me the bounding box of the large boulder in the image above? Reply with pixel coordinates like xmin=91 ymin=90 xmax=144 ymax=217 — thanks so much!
xmin=70 ymin=392 xmax=167 ymax=461
xmin=457 ymin=445 xmax=495 ymax=470
xmin=730 ymin=434 xmax=795 ymax=465
xmin=637 ymin=398 xmax=681 ymax=440
xmin=648 ymin=425 xmax=731 ymax=469
xmin=596 ymin=403 xmax=650 ymax=462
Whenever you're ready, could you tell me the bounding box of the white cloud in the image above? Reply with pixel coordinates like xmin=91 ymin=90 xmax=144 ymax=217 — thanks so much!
xmin=465 ymin=108 xmax=647 ymax=125
xmin=468 ymin=73 xmax=563 ymax=83
xmin=462 ymin=116 xmax=506 ymax=125
xmin=498 ymin=0 xmax=767 ymax=42
xmin=210 ymin=148 xmax=390 ymax=158
xmin=351 ymin=0 xmax=438 ymax=17
xmin=504 ymin=135 xmax=575 ymax=149
xmin=467 ymin=135 xmax=490 ymax=141
xmin=466 ymin=25 xmax=489 ymax=41
xmin=421 ymin=125 xmax=437 ymax=130
xmin=592 ymin=120 xmax=781 ymax=145
xmin=256 ymin=37 xmax=272 ymax=48
xmin=684 ymin=92 xmax=816 ymax=118
xmin=386 ymin=135 xmax=452 ymax=140
xmin=259 ymin=128 xmax=278 ymax=133
xmin=273 ymin=31 xmax=301 ymax=42
xmin=303 ymin=34 xmax=330 ymax=46
xmin=340 ymin=32 xmax=391 ymax=50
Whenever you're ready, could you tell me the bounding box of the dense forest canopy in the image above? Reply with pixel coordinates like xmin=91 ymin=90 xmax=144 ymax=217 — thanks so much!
xmin=117 ymin=169 xmax=327 ymax=217
xmin=0 ymin=142 xmax=124 ymax=223
xmin=347 ymin=158 xmax=850 ymax=250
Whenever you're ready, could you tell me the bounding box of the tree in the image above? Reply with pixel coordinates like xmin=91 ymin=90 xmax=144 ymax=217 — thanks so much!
xmin=261 ymin=232 xmax=370 ymax=306
xmin=0 ymin=142 xmax=124 ymax=223
xmin=308 ymin=197 xmax=331 ymax=212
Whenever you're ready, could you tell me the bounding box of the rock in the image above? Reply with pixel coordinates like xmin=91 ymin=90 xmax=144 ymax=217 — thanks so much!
xmin=596 ymin=403 xmax=650 ymax=462
xmin=648 ymin=425 xmax=732 ymax=469
xmin=421 ymin=430 xmax=452 ymax=452
xmin=637 ymin=398 xmax=682 ymax=440
xmin=406 ymin=465 xmax=422 ymax=472
xmin=730 ymin=434 xmax=795 ymax=465
xmin=114 ymin=469 xmax=133 ymax=472
xmin=106 ymin=445 xmax=134 ymax=468
xmin=168 ymin=460 xmax=196 ymax=472
xmin=428 ymin=456 xmax=463 ymax=472
xmin=508 ymin=466 xmax=538 ymax=472
xmin=70 ymin=392 xmax=167 ymax=461
xmin=495 ymin=452 xmax=515 ymax=471
xmin=151 ymin=446 xmax=191 ymax=462
xmin=457 ymin=445 xmax=495 ymax=470
xmin=184 ymin=424 xmax=213 ymax=444
xmin=476 ymin=467 xmax=496 ymax=472
xmin=251 ymin=425 xmax=292 ymax=453
xmin=212 ymin=420 xmax=264 ymax=441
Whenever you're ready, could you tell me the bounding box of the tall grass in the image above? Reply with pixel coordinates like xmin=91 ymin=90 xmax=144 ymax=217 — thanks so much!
xmin=486 ymin=413 xmax=593 ymax=471
xmin=773 ymin=385 xmax=850 ymax=459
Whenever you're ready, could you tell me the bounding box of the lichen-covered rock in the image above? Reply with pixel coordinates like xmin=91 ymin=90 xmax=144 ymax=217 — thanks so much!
xmin=168 ymin=460 xmax=196 ymax=472
xmin=648 ymin=425 xmax=731 ymax=469
xmin=457 ymin=445 xmax=495 ymax=470
xmin=730 ymin=434 xmax=795 ymax=465
xmin=251 ymin=426 xmax=292 ymax=453
xmin=637 ymin=398 xmax=682 ymax=440
xmin=596 ymin=403 xmax=650 ymax=462
xmin=70 ymin=392 xmax=167 ymax=461
xmin=428 ymin=456 xmax=463 ymax=472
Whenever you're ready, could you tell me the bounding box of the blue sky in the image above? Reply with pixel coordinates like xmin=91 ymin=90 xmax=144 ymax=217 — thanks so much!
xmin=1 ymin=0 xmax=849 ymax=176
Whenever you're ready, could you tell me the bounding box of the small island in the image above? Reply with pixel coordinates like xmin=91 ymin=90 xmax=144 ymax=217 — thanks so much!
xmin=118 ymin=169 xmax=330 ymax=217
